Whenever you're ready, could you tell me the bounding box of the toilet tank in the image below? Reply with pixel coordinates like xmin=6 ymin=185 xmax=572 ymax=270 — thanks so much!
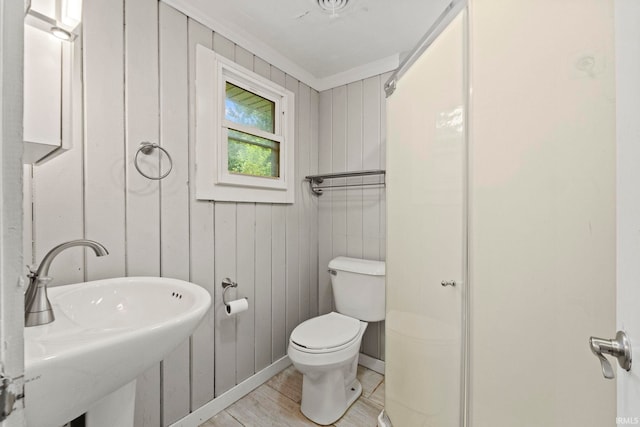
xmin=328 ymin=257 xmax=385 ymax=322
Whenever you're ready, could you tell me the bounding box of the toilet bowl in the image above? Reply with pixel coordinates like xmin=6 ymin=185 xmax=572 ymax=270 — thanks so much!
xmin=288 ymin=312 xmax=368 ymax=425
xmin=288 ymin=257 xmax=385 ymax=425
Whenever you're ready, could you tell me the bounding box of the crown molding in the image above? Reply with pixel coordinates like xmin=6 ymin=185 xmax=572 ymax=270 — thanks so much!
xmin=162 ymin=0 xmax=399 ymax=92
xmin=163 ymin=0 xmax=320 ymax=89
xmin=313 ymin=54 xmax=399 ymax=92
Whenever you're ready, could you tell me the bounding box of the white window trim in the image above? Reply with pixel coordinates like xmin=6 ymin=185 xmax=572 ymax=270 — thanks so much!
xmin=195 ymin=44 xmax=295 ymax=203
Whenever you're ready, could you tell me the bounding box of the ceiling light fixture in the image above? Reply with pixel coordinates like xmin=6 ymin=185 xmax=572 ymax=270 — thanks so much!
xmin=316 ymin=0 xmax=350 ymax=16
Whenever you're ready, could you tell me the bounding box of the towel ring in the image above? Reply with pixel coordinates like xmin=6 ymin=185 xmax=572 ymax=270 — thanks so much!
xmin=134 ymin=142 xmax=173 ymax=180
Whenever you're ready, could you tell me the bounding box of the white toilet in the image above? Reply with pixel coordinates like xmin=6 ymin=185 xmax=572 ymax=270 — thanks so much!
xmin=288 ymin=256 xmax=385 ymax=425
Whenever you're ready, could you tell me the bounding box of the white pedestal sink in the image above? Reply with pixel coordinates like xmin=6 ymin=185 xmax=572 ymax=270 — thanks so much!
xmin=24 ymin=277 xmax=211 ymax=427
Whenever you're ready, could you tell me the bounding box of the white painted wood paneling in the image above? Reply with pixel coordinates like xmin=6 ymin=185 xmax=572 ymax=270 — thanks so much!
xmin=25 ymin=2 xmax=320 ymax=424
xmin=271 ymin=204 xmax=287 ymax=360
xmin=159 ymin=0 xmax=190 ymax=313
xmin=253 ymin=56 xmax=270 ymax=80
xmin=254 ymin=203 xmax=273 ymax=371
xmin=309 ymin=89 xmax=320 ymax=319
xmin=32 ymin=136 xmax=84 ymax=287
xmin=253 ymin=55 xmax=274 ymax=373
xmin=361 ymin=75 xmax=382 ymax=359
xmin=270 ymin=67 xmax=288 ymax=362
xmin=214 ymin=202 xmax=237 ymax=396
xmin=298 ymin=82 xmax=311 ymax=323
xmin=346 ymin=81 xmax=364 ymax=259
xmin=234 ymin=45 xmax=253 ymax=70
xmin=125 ymin=0 xmax=162 ymax=424
xmin=83 ymin=0 xmax=126 ymax=280
xmin=125 ymin=0 xmax=160 ymax=278
xmin=317 ymin=76 xmax=387 ymax=360
xmin=236 ymin=203 xmax=256 ymax=383
xmin=30 ymin=33 xmax=85 ymax=287
xmin=270 ymin=68 xmax=286 ymax=94
xmin=213 ymin=33 xmax=235 ymax=61
xmin=135 ymin=368 xmax=161 ymax=427
xmin=331 ymin=86 xmax=348 ymax=262
xmin=285 ymin=74 xmax=300 ymax=342
xmin=318 ymin=90 xmax=333 ymax=316
xmin=187 ymin=18 xmax=216 ymax=411
xmin=159 ymin=3 xmax=191 ymax=425
xmin=362 ymin=75 xmax=382 ymax=262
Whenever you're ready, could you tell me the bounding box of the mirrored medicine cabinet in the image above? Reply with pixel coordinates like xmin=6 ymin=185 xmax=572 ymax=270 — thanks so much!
xmin=23 ymin=0 xmax=82 ymax=164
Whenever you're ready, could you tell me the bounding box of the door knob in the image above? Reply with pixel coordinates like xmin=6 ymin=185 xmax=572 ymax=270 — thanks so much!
xmin=589 ymin=331 xmax=632 ymax=379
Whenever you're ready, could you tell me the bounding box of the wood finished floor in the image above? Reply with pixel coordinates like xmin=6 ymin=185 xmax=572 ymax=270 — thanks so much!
xmin=200 ymin=365 xmax=385 ymax=427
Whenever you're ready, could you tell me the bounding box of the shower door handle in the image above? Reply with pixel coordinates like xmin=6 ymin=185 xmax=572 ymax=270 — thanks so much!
xmin=589 ymin=330 xmax=632 ymax=379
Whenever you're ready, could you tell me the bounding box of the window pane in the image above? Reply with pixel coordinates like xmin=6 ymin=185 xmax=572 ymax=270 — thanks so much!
xmin=227 ymin=129 xmax=279 ymax=178
xmin=225 ymin=82 xmax=275 ymax=133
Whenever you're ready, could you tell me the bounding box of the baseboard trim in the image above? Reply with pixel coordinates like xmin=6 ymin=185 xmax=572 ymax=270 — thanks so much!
xmin=359 ymin=353 xmax=385 ymax=375
xmin=169 ymin=356 xmax=292 ymax=427
xmin=171 ymin=353 xmax=382 ymax=426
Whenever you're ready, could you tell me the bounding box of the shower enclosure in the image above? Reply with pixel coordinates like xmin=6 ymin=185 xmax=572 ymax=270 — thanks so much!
xmin=384 ymin=0 xmax=616 ymax=425
xmin=385 ymin=3 xmax=468 ymax=425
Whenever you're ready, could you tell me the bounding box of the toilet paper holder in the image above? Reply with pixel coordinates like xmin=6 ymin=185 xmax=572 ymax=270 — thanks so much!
xmin=221 ymin=278 xmax=248 ymax=307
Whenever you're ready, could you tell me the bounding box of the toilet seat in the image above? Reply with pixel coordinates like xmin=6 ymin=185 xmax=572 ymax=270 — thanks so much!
xmin=290 ymin=312 xmax=361 ymax=354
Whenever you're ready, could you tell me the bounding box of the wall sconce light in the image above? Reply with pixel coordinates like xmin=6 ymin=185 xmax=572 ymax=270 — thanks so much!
xmin=26 ymin=0 xmax=82 ymax=41
xmin=50 ymin=26 xmax=72 ymax=41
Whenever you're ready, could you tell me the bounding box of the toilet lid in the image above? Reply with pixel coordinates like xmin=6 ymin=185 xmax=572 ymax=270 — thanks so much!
xmin=291 ymin=312 xmax=361 ymax=350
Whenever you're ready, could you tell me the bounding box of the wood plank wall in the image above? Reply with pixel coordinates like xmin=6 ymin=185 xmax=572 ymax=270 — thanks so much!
xmin=22 ymin=0 xmax=390 ymax=424
xmin=23 ymin=1 xmax=319 ymax=425
xmin=317 ymin=74 xmax=390 ymax=361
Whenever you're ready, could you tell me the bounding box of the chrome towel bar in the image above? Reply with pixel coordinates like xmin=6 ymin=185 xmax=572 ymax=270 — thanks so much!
xmin=305 ymin=169 xmax=385 ymax=196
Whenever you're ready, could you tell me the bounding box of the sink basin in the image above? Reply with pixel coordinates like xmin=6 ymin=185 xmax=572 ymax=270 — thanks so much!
xmin=24 ymin=277 xmax=211 ymax=427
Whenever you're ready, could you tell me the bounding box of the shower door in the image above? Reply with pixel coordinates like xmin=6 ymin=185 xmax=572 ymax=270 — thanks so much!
xmin=385 ymin=8 xmax=467 ymax=427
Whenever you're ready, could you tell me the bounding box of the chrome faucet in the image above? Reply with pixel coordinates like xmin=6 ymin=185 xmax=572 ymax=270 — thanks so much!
xmin=24 ymin=239 xmax=109 ymax=327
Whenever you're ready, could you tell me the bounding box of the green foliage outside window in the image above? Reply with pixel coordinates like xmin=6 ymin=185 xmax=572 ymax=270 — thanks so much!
xmin=227 ymin=130 xmax=279 ymax=178
xmin=225 ymin=82 xmax=278 ymax=178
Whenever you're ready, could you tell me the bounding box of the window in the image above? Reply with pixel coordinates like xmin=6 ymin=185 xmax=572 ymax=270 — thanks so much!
xmin=195 ymin=45 xmax=295 ymax=203
xmin=225 ymin=83 xmax=278 ymax=178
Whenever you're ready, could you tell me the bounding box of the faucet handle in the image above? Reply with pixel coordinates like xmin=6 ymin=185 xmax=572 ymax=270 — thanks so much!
xmin=24 ymin=276 xmax=55 ymax=326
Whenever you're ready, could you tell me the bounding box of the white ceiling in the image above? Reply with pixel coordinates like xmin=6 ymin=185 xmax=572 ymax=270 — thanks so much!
xmin=166 ymin=0 xmax=450 ymax=90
